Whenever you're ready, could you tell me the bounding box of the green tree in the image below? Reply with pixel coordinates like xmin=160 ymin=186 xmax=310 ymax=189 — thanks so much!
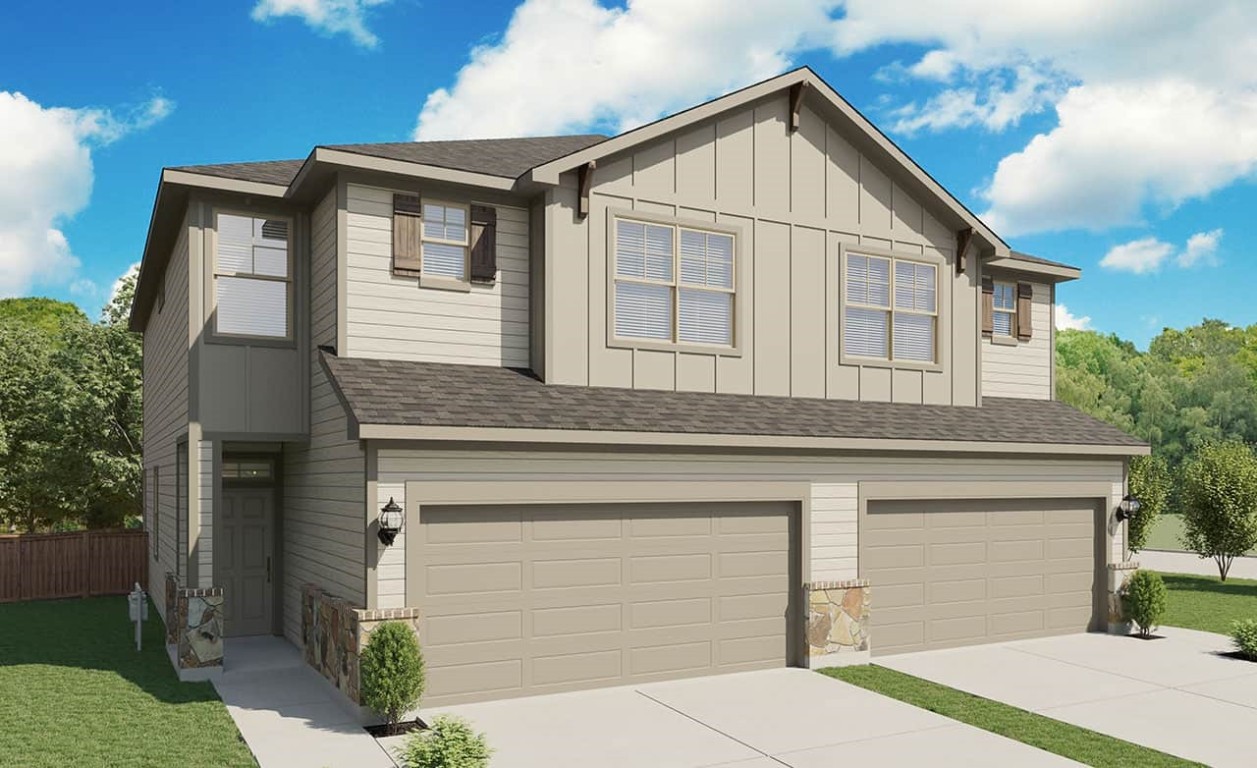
xmin=1127 ymin=455 xmax=1171 ymax=553
xmin=1179 ymin=440 xmax=1257 ymax=580
xmin=0 ymin=297 xmax=87 ymax=337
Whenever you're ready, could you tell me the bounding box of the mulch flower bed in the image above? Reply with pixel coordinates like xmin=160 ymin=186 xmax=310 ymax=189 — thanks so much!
xmin=365 ymin=718 xmax=428 ymax=738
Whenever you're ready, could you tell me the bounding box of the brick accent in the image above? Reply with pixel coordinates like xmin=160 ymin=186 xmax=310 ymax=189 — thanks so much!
xmin=805 ymin=580 xmax=870 ymax=667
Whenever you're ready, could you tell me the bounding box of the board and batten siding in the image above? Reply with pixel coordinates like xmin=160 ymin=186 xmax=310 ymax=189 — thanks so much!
xmin=343 ymin=183 xmax=530 ymax=367
xmin=982 ymin=281 xmax=1053 ymax=400
xmin=281 ymin=188 xmax=366 ymax=644
xmin=373 ymin=448 xmax=1125 ymax=600
xmin=545 ymin=94 xmax=979 ymax=406
xmin=143 ymin=216 xmax=190 ymax=616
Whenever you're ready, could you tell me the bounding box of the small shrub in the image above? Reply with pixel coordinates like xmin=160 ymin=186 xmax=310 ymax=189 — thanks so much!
xmin=400 ymin=715 xmax=492 ymax=768
xmin=1232 ymin=619 xmax=1257 ymax=661
xmin=1122 ymin=570 xmax=1168 ymax=638
xmin=360 ymin=621 xmax=425 ymax=728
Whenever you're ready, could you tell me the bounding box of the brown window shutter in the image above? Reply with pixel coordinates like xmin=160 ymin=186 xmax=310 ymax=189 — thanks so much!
xmin=981 ymin=277 xmax=995 ymax=336
xmin=469 ymin=204 xmax=497 ymax=284
xmin=1016 ymin=282 xmax=1034 ymax=340
xmin=393 ymin=194 xmax=422 ymax=276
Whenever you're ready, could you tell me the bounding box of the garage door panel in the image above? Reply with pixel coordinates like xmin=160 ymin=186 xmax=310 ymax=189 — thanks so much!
xmin=417 ymin=501 xmax=796 ymax=706
xmin=866 ymin=498 xmax=1099 ymax=656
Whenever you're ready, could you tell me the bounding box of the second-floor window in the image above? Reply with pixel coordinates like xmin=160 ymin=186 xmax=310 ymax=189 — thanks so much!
xmin=613 ymin=217 xmax=735 ymax=347
xmin=844 ymin=252 xmax=938 ymax=363
xmin=214 ymin=212 xmax=291 ymax=339
xmin=992 ymin=282 xmax=1016 ymax=337
xmin=421 ymin=201 xmax=470 ymax=280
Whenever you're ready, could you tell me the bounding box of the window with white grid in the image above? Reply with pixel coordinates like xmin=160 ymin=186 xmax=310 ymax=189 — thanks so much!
xmin=993 ymin=282 xmax=1016 ymax=337
xmin=844 ymin=252 xmax=938 ymax=363
xmin=421 ymin=201 xmax=470 ymax=280
xmin=214 ymin=212 xmax=292 ymax=339
xmin=613 ymin=217 xmax=735 ymax=347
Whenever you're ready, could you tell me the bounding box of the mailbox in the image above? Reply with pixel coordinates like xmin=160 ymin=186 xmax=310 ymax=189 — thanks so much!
xmin=128 ymin=583 xmax=148 ymax=651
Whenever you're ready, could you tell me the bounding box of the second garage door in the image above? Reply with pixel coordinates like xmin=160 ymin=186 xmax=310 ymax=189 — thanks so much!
xmin=413 ymin=501 xmax=798 ymax=705
xmin=865 ymin=498 xmax=1101 ymax=655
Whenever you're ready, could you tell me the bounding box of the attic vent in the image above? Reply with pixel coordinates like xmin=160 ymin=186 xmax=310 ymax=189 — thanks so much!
xmin=260 ymin=219 xmax=289 ymax=241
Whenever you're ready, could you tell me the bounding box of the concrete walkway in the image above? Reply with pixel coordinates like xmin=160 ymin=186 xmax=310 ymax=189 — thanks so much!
xmin=881 ymin=627 xmax=1257 ymax=767
xmin=213 ymin=637 xmax=397 ymax=768
xmin=381 ymin=668 xmax=1080 ymax=768
xmin=1141 ymin=548 xmax=1257 ymax=580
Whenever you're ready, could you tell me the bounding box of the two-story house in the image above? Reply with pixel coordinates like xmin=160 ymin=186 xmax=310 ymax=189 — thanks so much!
xmin=132 ymin=67 xmax=1146 ymax=705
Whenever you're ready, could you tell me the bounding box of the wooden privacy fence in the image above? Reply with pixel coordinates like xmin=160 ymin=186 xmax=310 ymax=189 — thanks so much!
xmin=0 ymin=530 xmax=148 ymax=603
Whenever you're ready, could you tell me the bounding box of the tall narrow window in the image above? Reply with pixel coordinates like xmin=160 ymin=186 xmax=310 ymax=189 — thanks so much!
xmin=992 ymin=282 xmax=1016 ymax=337
xmin=613 ymin=217 xmax=735 ymax=347
xmin=844 ymin=252 xmax=938 ymax=363
xmin=214 ymin=213 xmax=291 ymax=339
xmin=420 ymin=202 xmax=470 ymax=280
xmin=152 ymin=466 xmax=161 ymax=562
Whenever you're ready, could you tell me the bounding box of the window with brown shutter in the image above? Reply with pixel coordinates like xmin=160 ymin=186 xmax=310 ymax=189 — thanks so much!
xmin=392 ymin=193 xmax=422 ymax=276
xmin=1016 ymin=282 xmax=1034 ymax=341
xmin=981 ymin=277 xmax=995 ymax=336
xmin=470 ymin=205 xmax=497 ymax=284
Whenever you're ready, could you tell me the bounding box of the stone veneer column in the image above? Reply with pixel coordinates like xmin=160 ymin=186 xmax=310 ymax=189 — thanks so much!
xmin=805 ymin=579 xmax=871 ymax=668
xmin=1106 ymin=560 xmax=1140 ymax=635
xmin=163 ymin=571 xmax=224 ymax=677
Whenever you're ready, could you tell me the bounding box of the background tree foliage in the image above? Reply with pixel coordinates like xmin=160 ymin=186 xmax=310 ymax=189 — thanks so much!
xmin=0 ymin=275 xmax=142 ymax=532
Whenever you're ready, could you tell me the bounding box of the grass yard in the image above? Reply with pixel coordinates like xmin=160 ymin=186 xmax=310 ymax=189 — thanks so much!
xmin=823 ymin=666 xmax=1203 ymax=768
xmin=1155 ymin=571 xmax=1257 ymax=635
xmin=0 ymin=596 xmax=256 ymax=768
xmin=1144 ymin=512 xmax=1257 ymax=555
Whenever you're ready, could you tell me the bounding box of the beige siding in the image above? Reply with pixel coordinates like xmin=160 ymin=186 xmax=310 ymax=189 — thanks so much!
xmin=376 ymin=478 xmax=406 ymax=609
xmin=143 ymin=216 xmax=191 ymax=616
xmin=545 ymin=94 xmax=978 ymax=405
xmin=373 ymin=447 xmax=1125 ymax=602
xmin=196 ymin=440 xmax=213 ymax=587
xmin=343 ymin=183 xmax=530 ymax=367
xmin=282 ymin=187 xmax=366 ymax=643
xmin=982 ymin=281 xmax=1052 ymax=399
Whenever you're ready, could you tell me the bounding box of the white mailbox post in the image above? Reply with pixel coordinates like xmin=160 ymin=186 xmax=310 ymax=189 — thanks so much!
xmin=128 ymin=583 xmax=149 ymax=652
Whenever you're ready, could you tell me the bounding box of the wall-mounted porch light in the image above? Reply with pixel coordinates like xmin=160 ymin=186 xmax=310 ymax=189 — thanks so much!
xmin=378 ymin=497 xmax=404 ymax=545
xmin=1116 ymin=494 xmax=1142 ymax=522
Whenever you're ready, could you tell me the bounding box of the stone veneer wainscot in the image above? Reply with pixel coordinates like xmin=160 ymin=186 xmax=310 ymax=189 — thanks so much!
xmin=805 ymin=579 xmax=871 ymax=668
xmin=302 ymin=584 xmax=421 ymax=705
xmin=164 ymin=571 xmax=224 ymax=670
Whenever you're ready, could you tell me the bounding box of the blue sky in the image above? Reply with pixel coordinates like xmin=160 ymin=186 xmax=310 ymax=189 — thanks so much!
xmin=2 ymin=0 xmax=1253 ymax=346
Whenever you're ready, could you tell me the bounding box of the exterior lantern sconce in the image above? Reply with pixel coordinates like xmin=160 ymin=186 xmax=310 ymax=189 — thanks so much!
xmin=378 ymin=497 xmax=404 ymax=545
xmin=1116 ymin=494 xmax=1142 ymax=523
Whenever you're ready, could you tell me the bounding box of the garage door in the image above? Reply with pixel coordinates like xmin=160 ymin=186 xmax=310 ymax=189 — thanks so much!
xmin=414 ymin=501 xmax=798 ymax=705
xmin=864 ymin=498 xmax=1100 ymax=655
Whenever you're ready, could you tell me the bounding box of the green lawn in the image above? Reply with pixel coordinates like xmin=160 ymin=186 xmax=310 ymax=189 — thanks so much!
xmin=823 ymin=666 xmax=1203 ymax=768
xmin=0 ymin=597 xmax=256 ymax=768
xmin=1155 ymin=571 xmax=1257 ymax=635
xmin=1144 ymin=512 xmax=1257 ymax=555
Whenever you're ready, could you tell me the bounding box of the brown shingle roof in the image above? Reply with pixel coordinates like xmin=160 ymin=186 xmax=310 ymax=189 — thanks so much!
xmin=169 ymin=135 xmax=608 ymax=187
xmin=322 ymin=354 xmax=1146 ymax=449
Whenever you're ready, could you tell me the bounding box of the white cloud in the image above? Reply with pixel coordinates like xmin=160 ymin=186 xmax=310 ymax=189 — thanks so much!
xmin=1099 ymin=230 xmax=1223 ymax=274
xmin=1055 ymin=303 xmax=1092 ymax=331
xmin=1178 ymin=228 xmax=1223 ymax=268
xmin=252 ymin=0 xmax=392 ymax=48
xmin=0 ymin=92 xmax=171 ymax=297
xmin=414 ymin=0 xmax=836 ymax=140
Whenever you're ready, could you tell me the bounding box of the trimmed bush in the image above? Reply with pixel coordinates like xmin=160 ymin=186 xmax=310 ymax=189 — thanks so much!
xmin=1232 ymin=619 xmax=1257 ymax=661
xmin=360 ymin=621 xmax=425 ymax=728
xmin=400 ymin=715 xmax=492 ymax=768
xmin=1122 ymin=570 xmax=1167 ymax=638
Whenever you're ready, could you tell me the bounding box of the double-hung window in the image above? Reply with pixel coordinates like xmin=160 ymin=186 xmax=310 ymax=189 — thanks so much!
xmin=844 ymin=252 xmax=938 ymax=363
xmin=214 ymin=213 xmax=292 ymax=339
xmin=613 ymin=217 xmax=735 ymax=347
xmin=420 ymin=201 xmax=470 ymax=280
xmin=992 ymin=282 xmax=1016 ymax=337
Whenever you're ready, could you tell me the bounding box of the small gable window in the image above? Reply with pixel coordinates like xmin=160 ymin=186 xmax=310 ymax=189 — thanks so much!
xmin=843 ymin=251 xmax=938 ymax=364
xmin=213 ymin=212 xmax=292 ymax=340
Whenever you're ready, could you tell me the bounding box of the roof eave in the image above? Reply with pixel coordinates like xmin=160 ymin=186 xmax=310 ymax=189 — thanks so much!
xmin=351 ymin=422 xmax=1149 ymax=456
xmin=986 ymin=256 xmax=1082 ymax=283
xmin=300 ymin=147 xmax=519 ymax=194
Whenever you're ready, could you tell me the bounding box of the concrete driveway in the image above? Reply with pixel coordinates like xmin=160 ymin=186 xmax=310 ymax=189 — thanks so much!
xmin=391 ymin=668 xmax=1079 ymax=768
xmin=881 ymin=627 xmax=1257 ymax=768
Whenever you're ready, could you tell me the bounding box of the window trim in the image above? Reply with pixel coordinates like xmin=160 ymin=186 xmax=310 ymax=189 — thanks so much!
xmin=417 ymin=198 xmax=472 ymax=291
xmin=991 ymin=280 xmax=1019 ymax=345
xmin=836 ymin=243 xmax=946 ymax=373
xmin=208 ymin=207 xmax=296 ymax=346
xmin=605 ymin=209 xmax=744 ymax=357
xmin=175 ymin=441 xmax=187 ymax=580
xmin=151 ymin=466 xmax=160 ymax=562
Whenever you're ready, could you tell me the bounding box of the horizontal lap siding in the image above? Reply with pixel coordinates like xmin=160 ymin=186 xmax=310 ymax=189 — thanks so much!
xmin=375 ymin=448 xmax=1124 ymax=599
xmin=982 ymin=283 xmax=1051 ymax=400
xmin=143 ymin=219 xmax=190 ymax=616
xmin=343 ymin=183 xmax=529 ymax=367
xmin=282 ymin=188 xmax=365 ymax=644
